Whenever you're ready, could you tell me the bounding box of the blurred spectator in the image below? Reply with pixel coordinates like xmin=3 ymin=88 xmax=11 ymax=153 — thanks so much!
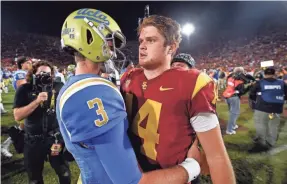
xmin=218 ymin=68 xmax=226 ymax=90
xmin=282 ymin=67 xmax=287 ymax=84
xmin=54 ymin=66 xmax=66 ymax=84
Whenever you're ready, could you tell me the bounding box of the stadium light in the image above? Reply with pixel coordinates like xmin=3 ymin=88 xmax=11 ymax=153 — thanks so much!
xmin=182 ymin=23 xmax=195 ymax=36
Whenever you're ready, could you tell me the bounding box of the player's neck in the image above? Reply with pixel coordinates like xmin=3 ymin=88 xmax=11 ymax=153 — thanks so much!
xmin=143 ymin=64 xmax=170 ymax=80
xmin=76 ymin=67 xmax=100 ymax=76
xmin=75 ymin=62 xmax=100 ymax=76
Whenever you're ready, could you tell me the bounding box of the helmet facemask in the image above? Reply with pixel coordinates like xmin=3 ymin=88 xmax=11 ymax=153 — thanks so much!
xmin=83 ymin=17 xmax=126 ymax=88
xmin=83 ymin=17 xmax=126 ymax=61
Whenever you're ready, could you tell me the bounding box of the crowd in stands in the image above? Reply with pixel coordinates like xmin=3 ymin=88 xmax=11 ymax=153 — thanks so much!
xmin=1 ymin=32 xmax=73 ymax=68
xmin=1 ymin=27 xmax=286 ymax=73
xmin=194 ymin=29 xmax=287 ymax=71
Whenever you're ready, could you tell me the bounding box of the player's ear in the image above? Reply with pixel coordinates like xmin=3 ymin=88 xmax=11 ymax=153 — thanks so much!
xmin=167 ymin=42 xmax=178 ymax=55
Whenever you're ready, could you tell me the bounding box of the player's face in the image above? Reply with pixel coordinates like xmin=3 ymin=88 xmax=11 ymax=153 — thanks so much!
xmin=107 ymin=40 xmax=114 ymax=56
xmin=22 ymin=60 xmax=32 ymax=70
xmin=171 ymin=62 xmax=190 ymax=71
xmin=139 ymin=26 xmax=170 ymax=69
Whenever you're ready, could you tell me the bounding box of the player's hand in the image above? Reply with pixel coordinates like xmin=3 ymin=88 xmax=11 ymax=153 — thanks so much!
xmin=36 ymin=92 xmax=48 ymax=104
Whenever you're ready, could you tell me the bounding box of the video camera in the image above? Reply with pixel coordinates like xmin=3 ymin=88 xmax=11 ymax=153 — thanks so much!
xmin=33 ymin=72 xmax=54 ymax=112
xmin=35 ymin=72 xmax=53 ymax=87
xmin=233 ymin=72 xmax=256 ymax=84
xmin=33 ymin=71 xmax=53 ymax=92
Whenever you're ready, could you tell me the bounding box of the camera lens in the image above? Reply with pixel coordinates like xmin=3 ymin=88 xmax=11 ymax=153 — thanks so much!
xmin=41 ymin=75 xmax=52 ymax=85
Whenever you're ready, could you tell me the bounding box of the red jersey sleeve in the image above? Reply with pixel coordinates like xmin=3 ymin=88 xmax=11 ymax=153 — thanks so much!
xmin=187 ymin=71 xmax=217 ymax=118
xmin=120 ymin=68 xmax=138 ymax=93
xmin=120 ymin=68 xmax=132 ymax=85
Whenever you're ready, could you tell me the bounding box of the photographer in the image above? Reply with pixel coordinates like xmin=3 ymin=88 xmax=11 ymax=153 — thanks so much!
xmin=248 ymin=67 xmax=287 ymax=152
xmin=223 ymin=67 xmax=253 ymax=135
xmin=13 ymin=61 xmax=71 ymax=184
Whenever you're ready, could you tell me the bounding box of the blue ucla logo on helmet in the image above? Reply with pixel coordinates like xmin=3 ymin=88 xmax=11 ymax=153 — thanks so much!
xmin=74 ymin=9 xmax=110 ymax=25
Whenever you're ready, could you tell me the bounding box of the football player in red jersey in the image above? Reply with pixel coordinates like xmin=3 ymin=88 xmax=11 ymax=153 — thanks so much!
xmin=121 ymin=15 xmax=235 ymax=184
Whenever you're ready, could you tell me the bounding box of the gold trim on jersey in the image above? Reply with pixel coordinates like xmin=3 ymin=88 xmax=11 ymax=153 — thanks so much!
xmin=59 ymin=78 xmax=120 ymax=113
xmin=191 ymin=73 xmax=213 ymax=99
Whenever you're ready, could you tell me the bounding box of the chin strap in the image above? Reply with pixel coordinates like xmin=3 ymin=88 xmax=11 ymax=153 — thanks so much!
xmin=104 ymin=59 xmax=121 ymax=89
xmin=114 ymin=69 xmax=120 ymax=89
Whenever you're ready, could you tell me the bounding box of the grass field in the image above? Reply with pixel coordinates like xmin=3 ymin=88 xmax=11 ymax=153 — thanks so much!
xmin=1 ymin=86 xmax=287 ymax=184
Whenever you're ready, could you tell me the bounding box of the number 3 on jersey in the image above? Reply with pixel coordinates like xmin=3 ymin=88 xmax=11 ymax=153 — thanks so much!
xmin=132 ymin=99 xmax=162 ymax=161
xmin=87 ymin=98 xmax=109 ymax=127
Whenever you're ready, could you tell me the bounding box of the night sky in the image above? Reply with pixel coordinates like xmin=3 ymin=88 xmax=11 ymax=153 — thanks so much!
xmin=2 ymin=1 xmax=287 ymax=44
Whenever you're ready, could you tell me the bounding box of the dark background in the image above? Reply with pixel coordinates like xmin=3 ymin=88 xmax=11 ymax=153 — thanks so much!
xmin=2 ymin=1 xmax=287 ymax=43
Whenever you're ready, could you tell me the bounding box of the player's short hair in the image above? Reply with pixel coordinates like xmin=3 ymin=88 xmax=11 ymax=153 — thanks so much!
xmin=74 ymin=51 xmax=86 ymax=63
xmin=74 ymin=51 xmax=104 ymax=72
xmin=137 ymin=15 xmax=182 ymax=49
xmin=17 ymin=56 xmax=30 ymax=69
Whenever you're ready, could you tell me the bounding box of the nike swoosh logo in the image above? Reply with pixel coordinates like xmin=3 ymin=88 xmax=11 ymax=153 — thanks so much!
xmin=160 ymin=86 xmax=174 ymax=91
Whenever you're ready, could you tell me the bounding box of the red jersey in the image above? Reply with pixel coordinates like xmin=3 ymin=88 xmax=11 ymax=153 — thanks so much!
xmin=121 ymin=68 xmax=216 ymax=172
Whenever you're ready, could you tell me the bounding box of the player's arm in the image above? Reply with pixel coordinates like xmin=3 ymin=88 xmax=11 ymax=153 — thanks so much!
xmin=140 ymin=164 xmax=188 ymax=184
xmin=71 ymin=119 xmax=201 ymax=184
xmin=60 ymin=82 xmax=201 ymax=184
xmin=196 ymin=123 xmax=235 ymax=184
xmin=140 ymin=139 xmax=201 ymax=184
xmin=189 ymin=74 xmax=236 ymax=184
xmin=76 ymin=126 xmax=201 ymax=184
